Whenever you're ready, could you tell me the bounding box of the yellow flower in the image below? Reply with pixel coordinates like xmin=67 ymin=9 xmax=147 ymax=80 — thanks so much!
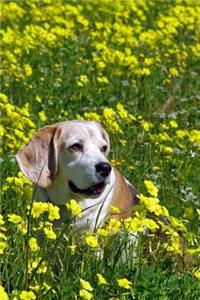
xmin=102 ymin=108 xmax=123 ymax=134
xmin=0 ymin=93 xmax=8 ymax=103
xmin=0 ymin=232 xmax=7 ymax=240
xmin=176 ymin=129 xmax=188 ymax=139
xmin=193 ymin=271 xmax=200 ymax=280
xmin=162 ymin=206 xmax=169 ymax=217
xmin=43 ymin=227 xmax=57 ymax=240
xmin=18 ymin=223 xmax=27 ymax=235
xmin=0 ymin=242 xmax=7 ymax=254
xmin=0 ymin=125 xmax=5 ymax=137
xmin=137 ymin=67 xmax=151 ymax=76
xmin=140 ymin=119 xmax=152 ymax=131
xmin=189 ymin=130 xmax=200 ymax=147
xmin=85 ymin=235 xmax=98 ymax=248
xmin=186 ymin=248 xmax=200 ymax=255
xmin=43 ymin=282 xmax=51 ymax=292
xmin=165 ymin=230 xmax=182 ymax=255
xmin=124 ymin=217 xmax=140 ymax=232
xmin=96 ymin=60 xmax=106 ymax=69
xmin=160 ymin=123 xmax=169 ymax=130
xmin=19 ymin=290 xmax=36 ymax=300
xmin=30 ymin=282 xmax=51 ymax=293
xmin=1 ymin=98 xmax=36 ymax=154
xmin=0 ymin=286 xmax=8 ymax=300
xmin=29 ymin=256 xmax=47 ymax=274
xmin=24 ymin=64 xmax=33 ymax=77
xmin=0 ymin=214 xmax=5 ymax=225
xmin=97 ymin=273 xmax=108 ymax=285
xmin=158 ymin=132 xmax=171 ymax=142
xmin=80 ymin=75 xmax=89 ymax=83
xmin=38 ymin=111 xmax=47 ymax=122
xmin=31 ymin=202 xmax=48 ymax=218
xmin=169 ymin=67 xmax=179 ymax=77
xmin=79 ymin=289 xmax=93 ymax=300
xmin=144 ymin=180 xmax=158 ymax=197
xmin=97 ymin=228 xmax=110 ymax=237
xmin=144 ymin=57 xmax=154 ymax=66
xmin=158 ymin=220 xmax=169 ymax=232
xmin=31 ymin=202 xmax=60 ymax=221
xmin=83 ymin=112 xmax=101 ymax=122
xmin=66 ymin=199 xmax=82 ymax=218
xmin=47 ymin=203 xmax=60 ymax=221
xmin=7 ymin=214 xmax=27 ymax=233
xmin=35 ymin=95 xmax=42 ymax=103
xmin=138 ymin=194 xmax=164 ymax=216
xmin=169 ymin=120 xmax=178 ymax=128
xmin=77 ymin=15 xmax=89 ymax=27
xmin=124 ymin=214 xmax=159 ymax=233
xmin=29 ymin=237 xmax=40 ymax=252
xmin=106 ymin=219 xmax=121 ymax=234
xmin=117 ymin=278 xmax=132 ymax=289
xmin=161 ymin=145 xmax=173 ymax=154
xmin=8 ymin=213 xmax=23 ymax=224
xmin=168 ymin=216 xmax=187 ymax=231
xmin=80 ymin=279 xmax=93 ymax=291
xmin=97 ymin=76 xmax=109 ymax=84
xmin=143 ymin=218 xmax=159 ymax=232
xmin=77 ymin=75 xmax=89 ymax=87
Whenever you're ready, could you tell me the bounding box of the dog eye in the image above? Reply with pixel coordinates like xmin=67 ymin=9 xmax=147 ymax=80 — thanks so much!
xmin=101 ymin=145 xmax=108 ymax=153
xmin=68 ymin=143 xmax=83 ymax=151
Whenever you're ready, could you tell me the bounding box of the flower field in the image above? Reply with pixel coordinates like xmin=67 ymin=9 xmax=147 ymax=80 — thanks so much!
xmin=0 ymin=0 xmax=200 ymax=299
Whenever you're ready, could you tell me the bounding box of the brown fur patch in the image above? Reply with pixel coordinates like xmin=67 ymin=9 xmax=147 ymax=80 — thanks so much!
xmin=110 ymin=169 xmax=137 ymax=219
xmin=16 ymin=125 xmax=62 ymax=188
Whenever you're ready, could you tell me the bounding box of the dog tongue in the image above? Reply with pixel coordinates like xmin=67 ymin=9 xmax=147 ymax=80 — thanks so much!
xmin=89 ymin=182 xmax=104 ymax=194
xmin=69 ymin=180 xmax=105 ymax=196
xmin=91 ymin=187 xmax=101 ymax=194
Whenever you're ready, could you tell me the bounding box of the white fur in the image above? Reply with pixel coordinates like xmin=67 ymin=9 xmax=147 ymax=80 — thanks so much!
xmin=30 ymin=121 xmax=115 ymax=231
xmin=58 ymin=121 xmax=110 ymax=190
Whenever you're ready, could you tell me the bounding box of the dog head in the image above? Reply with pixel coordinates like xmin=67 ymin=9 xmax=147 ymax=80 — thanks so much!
xmin=16 ymin=120 xmax=112 ymax=197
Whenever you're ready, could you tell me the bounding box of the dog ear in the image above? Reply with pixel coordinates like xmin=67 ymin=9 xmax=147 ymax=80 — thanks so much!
xmin=16 ymin=125 xmax=62 ymax=188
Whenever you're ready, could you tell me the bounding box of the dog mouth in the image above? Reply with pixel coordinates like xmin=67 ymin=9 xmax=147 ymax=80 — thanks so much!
xmin=69 ymin=180 xmax=106 ymax=196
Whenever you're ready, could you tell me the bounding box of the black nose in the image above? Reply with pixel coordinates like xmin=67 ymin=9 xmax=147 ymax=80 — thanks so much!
xmin=95 ymin=162 xmax=112 ymax=177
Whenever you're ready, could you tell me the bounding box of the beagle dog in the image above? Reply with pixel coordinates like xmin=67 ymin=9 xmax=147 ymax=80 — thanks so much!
xmin=16 ymin=120 xmax=137 ymax=231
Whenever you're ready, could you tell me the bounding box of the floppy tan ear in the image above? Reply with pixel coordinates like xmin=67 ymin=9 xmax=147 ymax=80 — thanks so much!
xmin=16 ymin=125 xmax=62 ymax=188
